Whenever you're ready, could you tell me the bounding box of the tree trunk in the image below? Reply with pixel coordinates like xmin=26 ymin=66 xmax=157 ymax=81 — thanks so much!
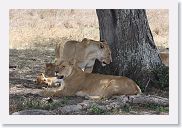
xmin=93 ymin=9 xmax=162 ymax=88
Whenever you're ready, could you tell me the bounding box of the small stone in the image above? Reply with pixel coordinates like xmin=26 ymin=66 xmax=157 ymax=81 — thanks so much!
xmin=12 ymin=109 xmax=54 ymax=115
xmin=61 ymin=104 xmax=82 ymax=114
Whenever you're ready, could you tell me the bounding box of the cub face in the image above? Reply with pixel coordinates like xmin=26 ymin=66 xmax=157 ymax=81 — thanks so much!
xmin=36 ymin=73 xmax=49 ymax=85
xmin=55 ymin=61 xmax=74 ymax=79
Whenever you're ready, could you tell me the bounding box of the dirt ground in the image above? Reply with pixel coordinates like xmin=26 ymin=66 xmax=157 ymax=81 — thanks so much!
xmin=9 ymin=9 xmax=169 ymax=115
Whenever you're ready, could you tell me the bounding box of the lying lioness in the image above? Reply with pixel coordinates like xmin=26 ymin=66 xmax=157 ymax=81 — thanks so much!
xmin=36 ymin=73 xmax=63 ymax=88
xmin=41 ymin=61 xmax=141 ymax=99
xmin=55 ymin=38 xmax=112 ymax=73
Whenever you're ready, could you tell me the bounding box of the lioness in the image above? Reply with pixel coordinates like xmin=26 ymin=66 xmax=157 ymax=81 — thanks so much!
xmin=55 ymin=38 xmax=112 ymax=73
xmin=159 ymin=52 xmax=169 ymax=66
xmin=41 ymin=61 xmax=141 ymax=99
xmin=36 ymin=73 xmax=63 ymax=88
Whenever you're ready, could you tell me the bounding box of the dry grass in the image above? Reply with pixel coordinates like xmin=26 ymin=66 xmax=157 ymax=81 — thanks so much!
xmin=9 ymin=9 xmax=168 ymax=49
xmin=9 ymin=9 xmax=99 ymax=49
xmin=147 ymin=10 xmax=168 ymax=48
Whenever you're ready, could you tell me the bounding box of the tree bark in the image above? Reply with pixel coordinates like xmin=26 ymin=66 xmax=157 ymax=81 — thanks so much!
xmin=93 ymin=9 xmax=162 ymax=88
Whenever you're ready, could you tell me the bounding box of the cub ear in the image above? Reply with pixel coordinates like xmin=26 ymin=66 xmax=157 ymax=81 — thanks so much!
xmin=39 ymin=73 xmax=45 ymax=76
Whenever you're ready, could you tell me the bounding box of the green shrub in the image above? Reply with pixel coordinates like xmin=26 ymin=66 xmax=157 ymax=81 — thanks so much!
xmin=143 ymin=104 xmax=169 ymax=112
xmin=122 ymin=104 xmax=131 ymax=112
xmin=153 ymin=64 xmax=169 ymax=89
xmin=89 ymin=104 xmax=105 ymax=114
xmin=23 ymin=98 xmax=65 ymax=110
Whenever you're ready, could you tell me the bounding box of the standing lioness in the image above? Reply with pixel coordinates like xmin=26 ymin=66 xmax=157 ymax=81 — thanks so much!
xmin=55 ymin=38 xmax=112 ymax=73
xmin=42 ymin=61 xmax=141 ymax=99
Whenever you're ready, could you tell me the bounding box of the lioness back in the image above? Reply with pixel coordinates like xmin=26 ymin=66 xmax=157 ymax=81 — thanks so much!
xmin=82 ymin=73 xmax=141 ymax=97
xmin=62 ymin=41 xmax=85 ymax=61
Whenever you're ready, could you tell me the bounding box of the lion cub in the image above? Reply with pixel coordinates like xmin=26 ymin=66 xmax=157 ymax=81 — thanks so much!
xmin=41 ymin=61 xmax=141 ymax=99
xmin=36 ymin=73 xmax=63 ymax=88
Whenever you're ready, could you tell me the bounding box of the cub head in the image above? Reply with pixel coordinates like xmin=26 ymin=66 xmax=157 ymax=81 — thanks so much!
xmin=55 ymin=61 xmax=75 ymax=79
xmin=45 ymin=63 xmax=56 ymax=77
xmin=36 ymin=73 xmax=48 ymax=84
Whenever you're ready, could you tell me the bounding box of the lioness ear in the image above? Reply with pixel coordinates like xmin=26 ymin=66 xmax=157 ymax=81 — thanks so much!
xmin=100 ymin=39 xmax=106 ymax=42
xmin=81 ymin=38 xmax=89 ymax=43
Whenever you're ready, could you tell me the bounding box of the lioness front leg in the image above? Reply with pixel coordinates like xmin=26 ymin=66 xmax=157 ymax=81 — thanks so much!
xmin=39 ymin=85 xmax=65 ymax=97
xmin=85 ymin=96 xmax=102 ymax=100
xmin=39 ymin=88 xmax=56 ymax=97
xmin=84 ymin=60 xmax=95 ymax=73
xmin=76 ymin=91 xmax=101 ymax=100
xmin=84 ymin=66 xmax=94 ymax=73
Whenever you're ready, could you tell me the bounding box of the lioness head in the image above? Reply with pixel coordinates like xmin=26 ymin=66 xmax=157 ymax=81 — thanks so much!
xmin=82 ymin=38 xmax=112 ymax=66
xmin=99 ymin=40 xmax=112 ymax=66
xmin=55 ymin=61 xmax=74 ymax=79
